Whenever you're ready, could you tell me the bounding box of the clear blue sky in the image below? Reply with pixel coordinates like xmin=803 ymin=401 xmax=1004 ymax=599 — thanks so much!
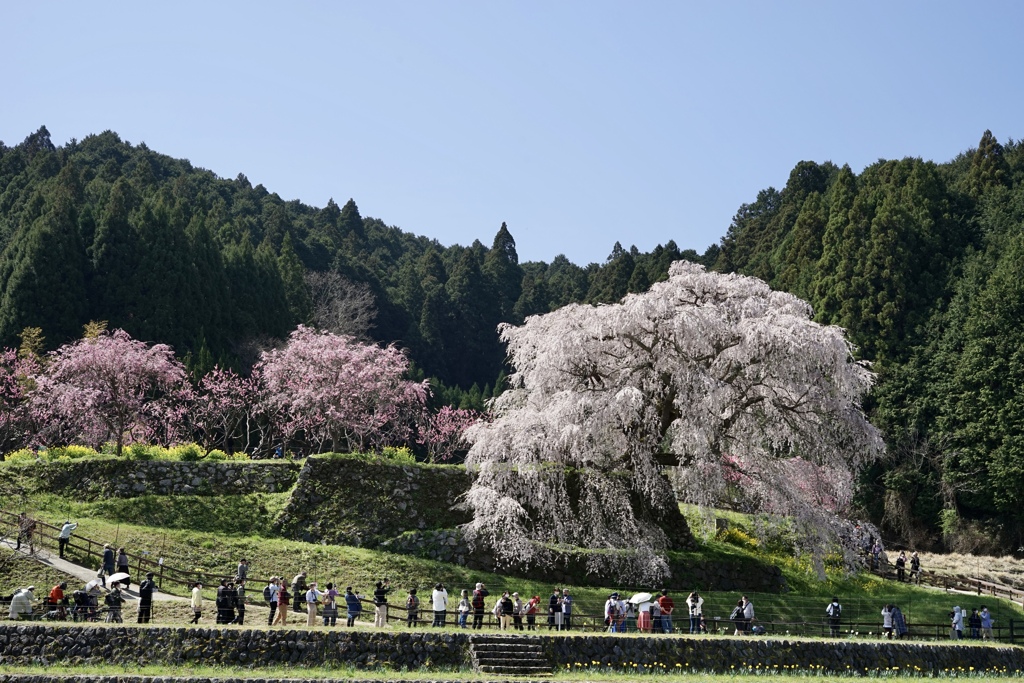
xmin=3 ymin=1 xmax=1022 ymax=264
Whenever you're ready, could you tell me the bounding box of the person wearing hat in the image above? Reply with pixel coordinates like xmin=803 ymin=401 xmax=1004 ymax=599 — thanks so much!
xmin=138 ymin=572 xmax=157 ymax=623
xmin=548 ymin=588 xmax=562 ymax=630
xmin=604 ymin=592 xmax=621 ymax=633
xmin=561 ymin=589 xmax=574 ymax=630
xmin=8 ymin=586 xmax=34 ymax=620
xmin=511 ymin=592 xmax=524 ymax=630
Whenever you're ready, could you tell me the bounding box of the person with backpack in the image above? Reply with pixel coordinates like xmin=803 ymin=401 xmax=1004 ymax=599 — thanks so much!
xmin=604 ymin=592 xmax=620 ymax=633
xmin=406 ymin=588 xmax=421 ymax=627
xmin=137 ymin=572 xmax=156 ymax=624
xmin=322 ymin=582 xmax=339 ymax=627
xmin=826 ymin=597 xmax=842 ymax=637
xmin=472 ymin=582 xmax=488 ymax=629
xmin=729 ymin=598 xmax=745 ymax=635
xmin=264 ymin=577 xmax=280 ymax=626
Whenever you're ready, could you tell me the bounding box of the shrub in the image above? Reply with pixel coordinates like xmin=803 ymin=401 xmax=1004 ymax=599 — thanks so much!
xmin=380 ymin=446 xmax=416 ymax=464
xmin=47 ymin=445 xmax=99 ymax=460
xmin=172 ymin=443 xmax=204 ymax=462
xmin=716 ymin=526 xmax=760 ymax=550
xmin=4 ymin=448 xmax=35 ymax=463
xmin=127 ymin=442 xmax=155 ymax=460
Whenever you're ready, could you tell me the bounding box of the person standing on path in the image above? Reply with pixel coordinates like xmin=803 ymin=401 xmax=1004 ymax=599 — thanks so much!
xmin=305 ymin=582 xmax=323 ymax=627
xmin=458 ymin=589 xmax=471 ymax=628
xmin=233 ymin=579 xmax=247 ymax=625
xmin=431 ymin=582 xmax=448 ymax=627
xmin=236 ymin=559 xmax=249 ymax=582
xmin=951 ymin=605 xmax=964 ymax=640
xmin=373 ymin=579 xmax=391 ymax=628
xmin=686 ymin=591 xmax=704 ymax=635
xmin=895 ymin=551 xmax=907 ymax=582
xmin=658 ymin=590 xmax=675 ymax=634
xmin=190 ymin=582 xmax=203 ymax=624
xmin=137 ymin=572 xmax=156 ymax=624
xmin=980 ymin=606 xmax=993 ymax=640
xmin=826 ymin=597 xmax=842 ymax=637
xmin=561 ymin=589 xmax=573 ymax=630
xmin=266 ymin=577 xmax=280 ymax=626
xmin=472 ymin=583 xmax=488 ymax=630
xmin=116 ymin=547 xmax=130 ymax=587
xmin=548 ymin=588 xmax=562 ymax=630
xmin=291 ymin=572 xmax=307 ymax=613
xmin=344 ymin=586 xmax=361 ymax=627
xmin=102 ymin=544 xmax=115 ymax=581
xmin=322 ymin=582 xmax=339 ymax=627
xmin=910 ymin=552 xmax=921 ymax=584
xmin=741 ymin=595 xmax=754 ymax=634
xmin=57 ymin=520 xmax=77 ymax=559
xmin=273 ymin=584 xmax=291 ymax=626
xmin=15 ymin=513 xmax=35 ymax=552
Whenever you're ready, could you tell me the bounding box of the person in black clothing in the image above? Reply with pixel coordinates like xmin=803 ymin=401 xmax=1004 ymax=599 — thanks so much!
xmin=548 ymin=588 xmax=562 ymax=630
xmin=373 ymin=578 xmax=392 ymax=627
xmin=471 ymin=582 xmax=488 ymax=629
xmin=137 ymin=572 xmax=156 ymax=623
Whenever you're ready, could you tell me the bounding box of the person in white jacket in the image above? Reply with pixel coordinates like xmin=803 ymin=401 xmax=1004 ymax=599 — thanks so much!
xmin=951 ymin=605 xmax=964 ymax=640
xmin=431 ymin=582 xmax=448 ymax=627
xmin=8 ymin=587 xmax=34 ymax=620
xmin=686 ymin=591 xmax=704 ymax=634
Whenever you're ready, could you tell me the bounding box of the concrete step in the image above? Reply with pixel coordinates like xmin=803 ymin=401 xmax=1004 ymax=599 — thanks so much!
xmin=478 ymin=665 xmax=553 ymax=675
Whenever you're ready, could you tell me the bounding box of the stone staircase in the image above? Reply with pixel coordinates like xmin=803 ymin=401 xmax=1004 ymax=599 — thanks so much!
xmin=469 ymin=634 xmax=553 ymax=676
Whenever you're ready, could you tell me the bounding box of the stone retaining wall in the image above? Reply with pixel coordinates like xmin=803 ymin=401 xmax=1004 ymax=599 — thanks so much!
xmin=0 ymin=625 xmax=467 ymax=668
xmin=2 ymin=625 xmax=1022 ymax=675
xmin=5 ymin=460 xmax=301 ymax=499
xmin=544 ymin=633 xmax=1024 ymax=674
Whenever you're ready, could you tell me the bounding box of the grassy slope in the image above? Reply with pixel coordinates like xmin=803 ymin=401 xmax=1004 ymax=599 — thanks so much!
xmin=3 ymin=460 xmax=1023 ymax=636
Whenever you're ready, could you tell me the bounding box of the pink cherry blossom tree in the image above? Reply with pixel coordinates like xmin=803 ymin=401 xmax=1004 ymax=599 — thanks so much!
xmin=194 ymin=366 xmax=261 ymax=454
xmin=418 ymin=406 xmax=482 ymax=462
xmin=258 ymin=325 xmax=428 ymax=454
xmin=29 ymin=329 xmax=188 ymax=455
xmin=463 ymin=261 xmax=884 ymax=582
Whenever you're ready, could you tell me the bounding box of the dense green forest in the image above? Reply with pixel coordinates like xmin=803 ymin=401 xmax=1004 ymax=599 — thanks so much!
xmin=714 ymin=131 xmax=1024 ymax=554
xmin=3 ymin=126 xmax=1024 ymax=553
xmin=0 ymin=127 xmax=714 ymax=409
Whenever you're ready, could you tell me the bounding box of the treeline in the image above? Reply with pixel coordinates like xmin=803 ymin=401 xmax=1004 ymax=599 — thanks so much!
xmin=713 ymin=131 xmax=1024 ymax=552
xmin=0 ymin=127 xmax=715 ymax=411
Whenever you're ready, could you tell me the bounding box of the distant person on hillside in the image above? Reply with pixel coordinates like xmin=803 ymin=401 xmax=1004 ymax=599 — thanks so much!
xmin=344 ymin=586 xmax=362 ymax=627
xmin=291 ymin=572 xmax=307 ymax=613
xmin=15 ymin=513 xmax=35 ymax=552
xmin=138 ymin=572 xmax=156 ymax=624
xmin=871 ymin=541 xmax=882 ymax=570
xmin=910 ymin=552 xmax=921 ymax=584
xmin=57 ymin=520 xmax=78 ymax=559
xmin=472 ymin=583 xmax=488 ymax=629
xmin=895 ymin=551 xmax=907 ymax=582
xmin=826 ymin=597 xmax=842 ymax=637
xmin=236 ymin=559 xmax=249 ymax=582
xmin=190 ymin=582 xmax=203 ymax=624
xmin=686 ymin=591 xmax=704 ymax=634
xmin=431 ymin=582 xmax=448 ymax=627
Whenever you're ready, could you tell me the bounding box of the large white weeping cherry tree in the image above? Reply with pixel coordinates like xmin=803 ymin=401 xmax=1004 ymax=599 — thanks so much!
xmin=462 ymin=262 xmax=884 ymax=583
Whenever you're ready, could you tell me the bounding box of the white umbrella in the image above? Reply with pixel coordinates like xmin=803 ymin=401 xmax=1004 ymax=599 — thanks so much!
xmin=108 ymin=572 xmax=130 ymax=584
xmin=629 ymin=592 xmax=653 ymax=604
xmin=85 ymin=579 xmax=102 ymax=591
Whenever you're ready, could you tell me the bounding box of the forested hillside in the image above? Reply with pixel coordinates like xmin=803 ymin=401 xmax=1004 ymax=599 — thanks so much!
xmin=714 ymin=131 xmax=1024 ymax=553
xmin=4 ymin=126 xmax=1024 ymax=553
xmin=0 ymin=127 xmax=713 ymax=408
